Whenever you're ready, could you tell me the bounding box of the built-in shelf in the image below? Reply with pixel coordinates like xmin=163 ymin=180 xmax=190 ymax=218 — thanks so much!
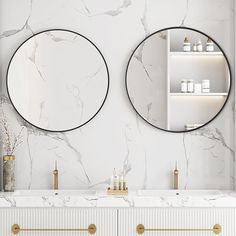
xmin=169 ymin=51 xmax=223 ymax=56
xmin=169 ymin=92 xmax=228 ymax=97
xmin=165 ymin=29 xmax=230 ymax=131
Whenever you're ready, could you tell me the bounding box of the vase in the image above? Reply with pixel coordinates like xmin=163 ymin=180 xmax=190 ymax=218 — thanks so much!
xmin=3 ymin=155 xmax=15 ymax=192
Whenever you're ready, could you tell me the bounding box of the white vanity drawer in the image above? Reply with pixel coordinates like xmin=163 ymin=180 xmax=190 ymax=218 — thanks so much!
xmin=119 ymin=208 xmax=236 ymax=236
xmin=0 ymin=208 xmax=117 ymax=236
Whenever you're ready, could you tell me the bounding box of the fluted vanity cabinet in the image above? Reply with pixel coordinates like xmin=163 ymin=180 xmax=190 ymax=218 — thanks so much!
xmin=118 ymin=208 xmax=236 ymax=236
xmin=0 ymin=208 xmax=117 ymax=236
xmin=1 ymin=190 xmax=236 ymax=236
xmin=0 ymin=208 xmax=236 ymax=235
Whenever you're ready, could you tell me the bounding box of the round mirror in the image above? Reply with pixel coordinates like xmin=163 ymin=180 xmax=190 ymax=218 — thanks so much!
xmin=126 ymin=27 xmax=231 ymax=132
xmin=7 ymin=30 xmax=109 ymax=132
xmin=7 ymin=29 xmax=109 ymax=132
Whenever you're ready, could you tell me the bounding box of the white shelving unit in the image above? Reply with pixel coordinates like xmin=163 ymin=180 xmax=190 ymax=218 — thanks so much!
xmin=169 ymin=51 xmax=223 ymax=56
xmin=169 ymin=93 xmax=228 ymax=96
xmin=165 ymin=29 xmax=230 ymax=131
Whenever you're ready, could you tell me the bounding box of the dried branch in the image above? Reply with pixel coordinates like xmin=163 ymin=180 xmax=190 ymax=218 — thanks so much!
xmin=10 ymin=126 xmax=24 ymax=155
xmin=0 ymin=108 xmax=25 ymax=155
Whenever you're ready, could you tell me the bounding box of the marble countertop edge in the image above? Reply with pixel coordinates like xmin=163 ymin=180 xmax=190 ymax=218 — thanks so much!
xmin=0 ymin=190 xmax=236 ymax=208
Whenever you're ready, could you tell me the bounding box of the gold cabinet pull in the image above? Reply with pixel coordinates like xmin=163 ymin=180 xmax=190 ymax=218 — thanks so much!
xmin=12 ymin=224 xmax=96 ymax=235
xmin=137 ymin=224 xmax=221 ymax=235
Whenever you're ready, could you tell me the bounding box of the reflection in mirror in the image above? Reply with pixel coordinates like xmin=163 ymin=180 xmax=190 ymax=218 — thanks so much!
xmin=7 ymin=30 xmax=109 ymax=132
xmin=126 ymin=27 xmax=231 ymax=132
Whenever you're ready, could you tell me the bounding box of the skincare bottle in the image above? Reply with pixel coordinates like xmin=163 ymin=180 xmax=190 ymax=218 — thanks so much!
xmin=206 ymin=38 xmax=214 ymax=52
xmin=193 ymin=44 xmax=197 ymax=52
xmin=110 ymin=169 xmax=115 ymax=190
xmin=119 ymin=171 xmax=124 ymax=190
xmin=197 ymin=39 xmax=203 ymax=52
xmin=202 ymin=80 xmax=210 ymax=93
xmin=183 ymin=37 xmax=191 ymax=52
xmin=187 ymin=80 xmax=194 ymax=93
xmin=123 ymin=174 xmax=127 ymax=190
xmin=113 ymin=169 xmax=119 ymax=190
xmin=110 ymin=168 xmax=118 ymax=190
xmin=194 ymin=83 xmax=202 ymax=93
xmin=181 ymin=80 xmax=188 ymax=93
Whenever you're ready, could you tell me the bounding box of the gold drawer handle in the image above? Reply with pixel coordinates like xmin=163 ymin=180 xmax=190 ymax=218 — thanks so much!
xmin=137 ymin=224 xmax=221 ymax=235
xmin=12 ymin=224 xmax=96 ymax=235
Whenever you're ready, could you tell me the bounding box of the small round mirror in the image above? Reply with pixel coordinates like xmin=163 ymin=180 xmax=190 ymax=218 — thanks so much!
xmin=126 ymin=27 xmax=231 ymax=132
xmin=7 ymin=29 xmax=109 ymax=132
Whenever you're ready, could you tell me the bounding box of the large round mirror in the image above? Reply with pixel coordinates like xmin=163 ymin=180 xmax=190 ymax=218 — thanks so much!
xmin=7 ymin=29 xmax=109 ymax=132
xmin=126 ymin=27 xmax=231 ymax=132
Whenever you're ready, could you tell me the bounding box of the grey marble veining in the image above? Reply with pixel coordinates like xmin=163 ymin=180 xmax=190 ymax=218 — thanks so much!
xmin=0 ymin=0 xmax=235 ymax=190
xmin=82 ymin=0 xmax=132 ymax=17
xmin=180 ymin=0 xmax=189 ymax=26
xmin=0 ymin=190 xmax=236 ymax=208
xmin=0 ymin=0 xmax=33 ymax=39
xmin=7 ymin=30 xmax=109 ymax=132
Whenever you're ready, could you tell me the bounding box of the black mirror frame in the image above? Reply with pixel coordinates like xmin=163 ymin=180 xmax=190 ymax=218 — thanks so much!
xmin=6 ymin=29 xmax=110 ymax=133
xmin=125 ymin=26 xmax=232 ymax=133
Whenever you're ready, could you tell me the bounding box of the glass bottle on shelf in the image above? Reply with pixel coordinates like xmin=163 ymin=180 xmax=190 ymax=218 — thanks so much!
xmin=206 ymin=38 xmax=214 ymax=52
xmin=183 ymin=37 xmax=191 ymax=52
xmin=197 ymin=39 xmax=203 ymax=52
xmin=187 ymin=80 xmax=194 ymax=93
xmin=181 ymin=80 xmax=188 ymax=93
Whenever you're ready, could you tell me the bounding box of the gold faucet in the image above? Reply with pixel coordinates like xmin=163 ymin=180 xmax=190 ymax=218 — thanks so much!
xmin=53 ymin=161 xmax=59 ymax=190
xmin=173 ymin=161 xmax=179 ymax=190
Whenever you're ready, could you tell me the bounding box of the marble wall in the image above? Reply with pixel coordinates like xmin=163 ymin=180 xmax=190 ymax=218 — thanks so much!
xmin=0 ymin=0 xmax=235 ymax=190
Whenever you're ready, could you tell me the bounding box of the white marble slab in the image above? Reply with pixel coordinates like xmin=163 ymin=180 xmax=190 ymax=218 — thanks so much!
xmin=0 ymin=190 xmax=236 ymax=208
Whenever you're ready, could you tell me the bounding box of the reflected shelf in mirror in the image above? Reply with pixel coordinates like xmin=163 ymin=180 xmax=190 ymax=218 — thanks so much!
xmin=169 ymin=93 xmax=228 ymax=96
xmin=126 ymin=27 xmax=231 ymax=132
xmin=169 ymin=51 xmax=223 ymax=56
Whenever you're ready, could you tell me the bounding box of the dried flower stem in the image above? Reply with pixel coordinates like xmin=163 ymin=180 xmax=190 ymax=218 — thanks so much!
xmin=0 ymin=109 xmax=25 ymax=155
xmin=10 ymin=126 xmax=24 ymax=155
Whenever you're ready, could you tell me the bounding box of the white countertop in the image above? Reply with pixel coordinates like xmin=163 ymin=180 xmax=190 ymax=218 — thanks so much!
xmin=0 ymin=190 xmax=236 ymax=208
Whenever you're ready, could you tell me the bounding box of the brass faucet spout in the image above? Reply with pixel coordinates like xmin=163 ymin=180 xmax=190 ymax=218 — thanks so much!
xmin=53 ymin=161 xmax=58 ymax=190
xmin=173 ymin=161 xmax=179 ymax=190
